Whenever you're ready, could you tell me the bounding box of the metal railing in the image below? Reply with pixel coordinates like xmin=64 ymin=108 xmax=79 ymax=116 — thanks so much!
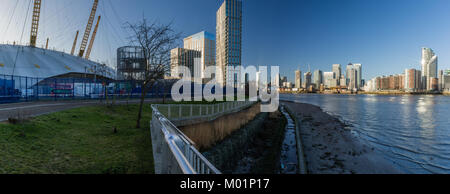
xmin=150 ymin=104 xmax=221 ymax=174
xmin=150 ymin=101 xmax=257 ymax=174
xmin=153 ymin=101 xmax=255 ymax=122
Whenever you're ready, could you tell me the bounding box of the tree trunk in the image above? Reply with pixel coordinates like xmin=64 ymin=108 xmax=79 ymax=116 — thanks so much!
xmin=136 ymin=84 xmax=149 ymax=128
xmin=162 ymin=87 xmax=166 ymax=104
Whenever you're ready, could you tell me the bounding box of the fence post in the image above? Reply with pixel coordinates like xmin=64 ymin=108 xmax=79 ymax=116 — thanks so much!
xmin=54 ymin=78 xmax=57 ymax=101
xmin=25 ymin=77 xmax=28 ymax=102
xmin=36 ymin=78 xmax=39 ymax=100
xmin=3 ymin=75 xmax=6 ymax=100
xmin=11 ymin=75 xmax=13 ymax=99
xmin=190 ymin=104 xmax=193 ymax=118
xmin=168 ymin=104 xmax=171 ymax=118
xmin=72 ymin=79 xmax=75 ymax=100
xmin=84 ymin=78 xmax=86 ymax=100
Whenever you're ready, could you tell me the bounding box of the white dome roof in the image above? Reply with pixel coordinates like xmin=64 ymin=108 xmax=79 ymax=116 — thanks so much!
xmin=0 ymin=44 xmax=115 ymax=79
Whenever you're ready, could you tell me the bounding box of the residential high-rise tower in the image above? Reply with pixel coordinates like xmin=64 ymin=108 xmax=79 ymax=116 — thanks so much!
xmin=405 ymin=69 xmax=422 ymax=92
xmin=421 ymin=47 xmax=438 ymax=91
xmin=216 ymin=0 xmax=243 ymax=87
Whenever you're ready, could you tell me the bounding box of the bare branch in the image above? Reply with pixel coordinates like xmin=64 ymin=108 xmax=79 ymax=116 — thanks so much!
xmin=125 ymin=17 xmax=181 ymax=128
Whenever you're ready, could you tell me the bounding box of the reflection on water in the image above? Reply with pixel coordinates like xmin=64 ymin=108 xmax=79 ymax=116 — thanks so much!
xmin=281 ymin=94 xmax=450 ymax=174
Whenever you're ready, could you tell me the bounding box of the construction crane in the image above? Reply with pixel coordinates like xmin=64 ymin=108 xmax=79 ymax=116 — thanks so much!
xmin=30 ymin=0 xmax=42 ymax=47
xmin=85 ymin=16 xmax=101 ymax=60
xmin=71 ymin=31 xmax=79 ymax=55
xmin=78 ymin=0 xmax=99 ymax=57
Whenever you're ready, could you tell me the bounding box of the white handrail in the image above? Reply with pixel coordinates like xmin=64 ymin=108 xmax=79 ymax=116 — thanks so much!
xmin=156 ymin=101 xmax=255 ymax=122
xmin=150 ymin=104 xmax=221 ymax=174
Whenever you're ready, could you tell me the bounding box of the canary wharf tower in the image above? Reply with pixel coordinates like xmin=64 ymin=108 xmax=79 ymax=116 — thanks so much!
xmin=216 ymin=0 xmax=242 ymax=87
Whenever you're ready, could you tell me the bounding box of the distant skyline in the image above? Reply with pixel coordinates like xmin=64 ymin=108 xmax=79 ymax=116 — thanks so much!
xmin=1 ymin=0 xmax=450 ymax=82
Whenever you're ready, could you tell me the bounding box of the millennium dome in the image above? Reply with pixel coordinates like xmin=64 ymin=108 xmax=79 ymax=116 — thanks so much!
xmin=0 ymin=44 xmax=115 ymax=79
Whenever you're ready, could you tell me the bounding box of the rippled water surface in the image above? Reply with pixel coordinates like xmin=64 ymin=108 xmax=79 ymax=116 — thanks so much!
xmin=281 ymin=94 xmax=450 ymax=174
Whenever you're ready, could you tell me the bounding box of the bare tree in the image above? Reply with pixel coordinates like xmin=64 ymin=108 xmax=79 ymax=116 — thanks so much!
xmin=127 ymin=18 xmax=180 ymax=128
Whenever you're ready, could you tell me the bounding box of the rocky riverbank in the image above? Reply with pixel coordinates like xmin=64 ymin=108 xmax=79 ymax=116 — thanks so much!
xmin=281 ymin=101 xmax=401 ymax=174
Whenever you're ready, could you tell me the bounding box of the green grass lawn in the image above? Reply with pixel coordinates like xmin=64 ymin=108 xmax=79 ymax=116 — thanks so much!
xmin=0 ymin=104 xmax=154 ymax=174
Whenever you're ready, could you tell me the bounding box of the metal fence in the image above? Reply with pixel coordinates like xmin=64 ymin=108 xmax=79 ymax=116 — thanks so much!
xmin=153 ymin=101 xmax=255 ymax=122
xmin=0 ymin=74 xmax=171 ymax=104
xmin=150 ymin=101 xmax=257 ymax=174
xmin=150 ymin=104 xmax=221 ymax=174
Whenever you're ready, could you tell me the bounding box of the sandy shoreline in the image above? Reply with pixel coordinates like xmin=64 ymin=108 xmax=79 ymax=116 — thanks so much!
xmin=281 ymin=100 xmax=402 ymax=174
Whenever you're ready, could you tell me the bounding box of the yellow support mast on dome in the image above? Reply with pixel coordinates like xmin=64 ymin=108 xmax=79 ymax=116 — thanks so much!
xmin=85 ymin=16 xmax=101 ymax=60
xmin=78 ymin=0 xmax=99 ymax=58
xmin=30 ymin=0 xmax=42 ymax=47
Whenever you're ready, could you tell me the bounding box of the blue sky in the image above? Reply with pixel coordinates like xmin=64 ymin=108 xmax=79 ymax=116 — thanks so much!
xmin=1 ymin=0 xmax=450 ymax=82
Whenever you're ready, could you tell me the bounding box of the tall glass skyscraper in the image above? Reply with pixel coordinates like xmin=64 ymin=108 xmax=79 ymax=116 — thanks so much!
xmin=295 ymin=70 xmax=302 ymax=89
xmin=216 ymin=0 xmax=242 ymax=87
xmin=354 ymin=63 xmax=362 ymax=89
xmin=421 ymin=47 xmax=438 ymax=91
xmin=345 ymin=63 xmax=362 ymax=90
xmin=346 ymin=63 xmax=353 ymax=86
xmin=313 ymin=70 xmax=323 ymax=88
xmin=332 ymin=64 xmax=341 ymax=86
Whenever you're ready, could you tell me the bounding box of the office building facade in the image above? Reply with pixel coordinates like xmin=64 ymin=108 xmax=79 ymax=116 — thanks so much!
xmin=348 ymin=68 xmax=358 ymax=90
xmin=295 ymin=70 xmax=302 ymax=89
xmin=332 ymin=64 xmax=341 ymax=85
xmin=304 ymin=72 xmax=312 ymax=89
xmin=354 ymin=63 xmax=362 ymax=89
xmin=339 ymin=75 xmax=347 ymax=87
xmin=323 ymin=72 xmax=335 ymax=88
xmin=183 ymin=31 xmax=216 ymax=80
xmin=170 ymin=48 xmax=202 ymax=80
xmin=443 ymin=75 xmax=450 ymax=92
xmin=313 ymin=70 xmax=323 ymax=88
xmin=346 ymin=63 xmax=353 ymax=86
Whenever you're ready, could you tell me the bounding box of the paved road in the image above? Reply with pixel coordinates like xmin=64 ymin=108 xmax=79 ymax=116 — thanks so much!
xmin=0 ymin=99 xmax=164 ymax=122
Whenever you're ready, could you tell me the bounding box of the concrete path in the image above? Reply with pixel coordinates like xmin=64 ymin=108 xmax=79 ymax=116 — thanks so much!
xmin=0 ymin=99 xmax=164 ymax=122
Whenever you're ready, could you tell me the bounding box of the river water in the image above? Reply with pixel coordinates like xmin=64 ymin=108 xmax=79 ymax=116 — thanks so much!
xmin=281 ymin=94 xmax=450 ymax=174
xmin=279 ymin=106 xmax=298 ymax=174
